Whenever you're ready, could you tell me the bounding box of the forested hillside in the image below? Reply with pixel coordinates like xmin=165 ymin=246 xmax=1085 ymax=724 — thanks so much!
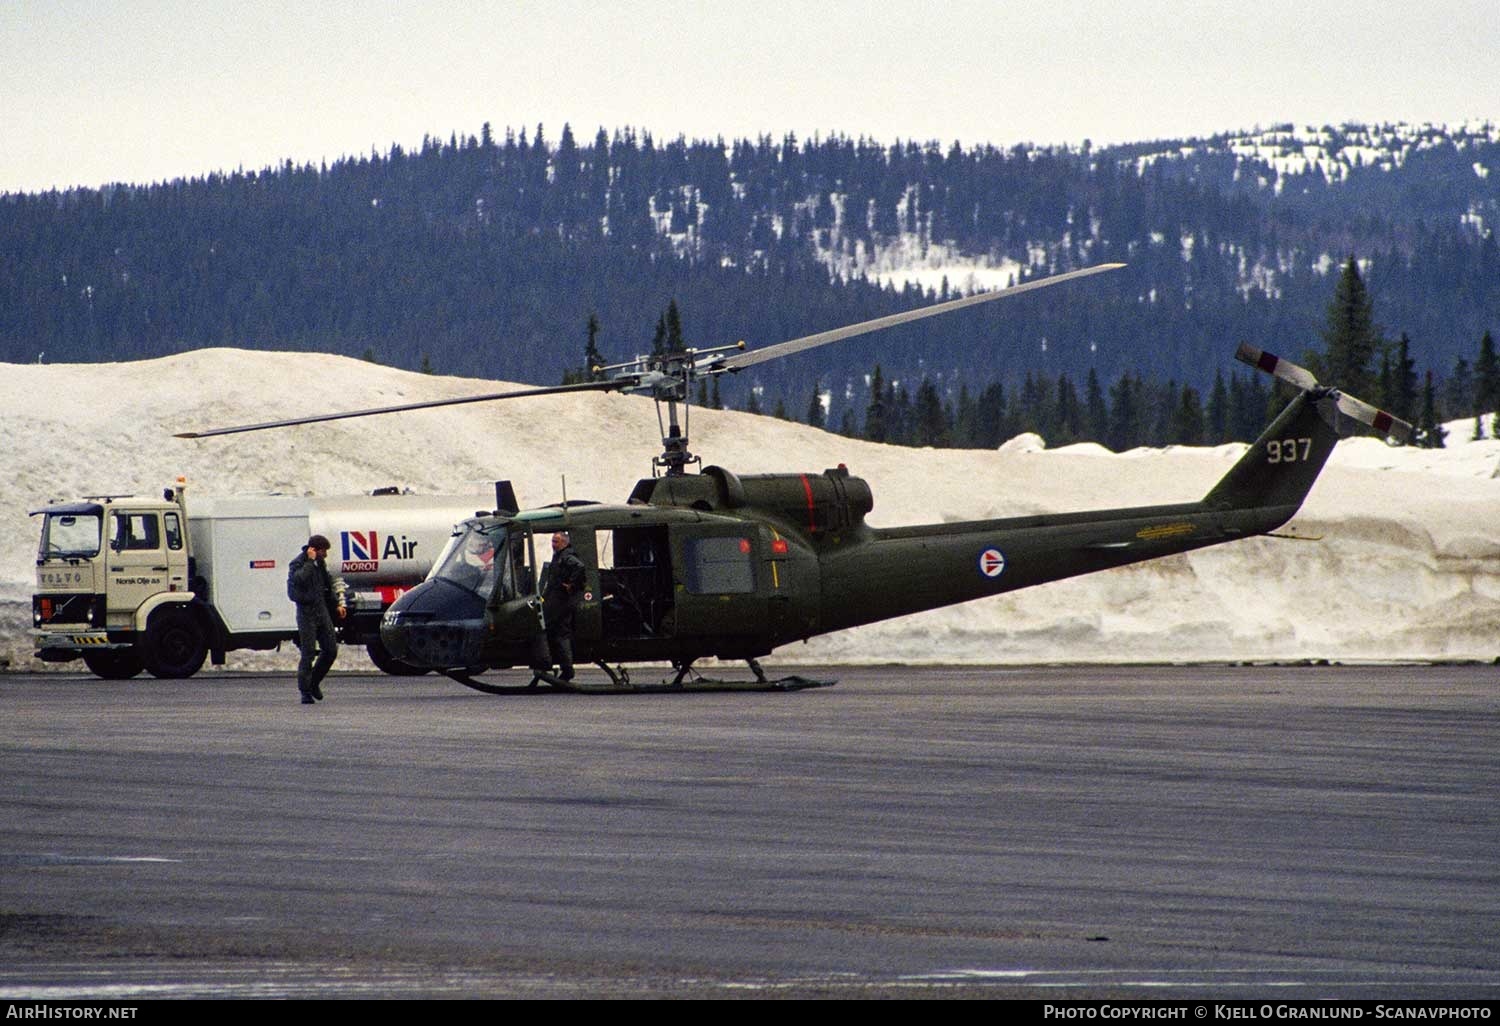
xmin=3 ymin=120 xmax=1498 ymax=439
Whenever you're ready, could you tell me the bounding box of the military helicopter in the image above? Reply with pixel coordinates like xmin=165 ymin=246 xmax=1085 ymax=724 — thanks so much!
xmin=176 ymin=264 xmax=1411 ymax=692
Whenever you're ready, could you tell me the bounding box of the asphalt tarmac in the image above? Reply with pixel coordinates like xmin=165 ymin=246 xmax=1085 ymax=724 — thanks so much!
xmin=1 ymin=664 xmax=1497 ymax=999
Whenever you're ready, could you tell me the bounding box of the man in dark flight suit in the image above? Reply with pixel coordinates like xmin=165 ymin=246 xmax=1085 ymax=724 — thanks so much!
xmin=288 ymin=534 xmax=345 ymax=703
xmin=543 ymin=531 xmax=586 ymax=681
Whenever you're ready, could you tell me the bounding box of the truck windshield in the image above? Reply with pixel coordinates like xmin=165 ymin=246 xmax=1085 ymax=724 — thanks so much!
xmin=39 ymin=512 xmax=102 ymax=559
xmin=431 ymin=524 xmax=536 ymax=601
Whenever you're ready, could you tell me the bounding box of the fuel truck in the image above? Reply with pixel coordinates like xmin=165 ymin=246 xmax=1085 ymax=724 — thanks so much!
xmin=31 ymin=481 xmax=489 ymax=679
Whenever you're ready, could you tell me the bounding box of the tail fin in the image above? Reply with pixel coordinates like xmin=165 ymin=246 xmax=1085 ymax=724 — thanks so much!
xmin=1202 ymin=388 xmax=1337 ymax=513
xmin=1203 ymin=344 xmax=1411 ymax=518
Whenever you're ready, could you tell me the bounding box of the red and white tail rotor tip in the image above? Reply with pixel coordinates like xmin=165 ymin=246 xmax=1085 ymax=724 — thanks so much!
xmin=1234 ymin=343 xmax=1413 ymax=444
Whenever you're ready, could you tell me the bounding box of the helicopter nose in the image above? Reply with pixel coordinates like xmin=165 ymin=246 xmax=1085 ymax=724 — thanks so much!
xmin=380 ymin=578 xmax=488 ymax=669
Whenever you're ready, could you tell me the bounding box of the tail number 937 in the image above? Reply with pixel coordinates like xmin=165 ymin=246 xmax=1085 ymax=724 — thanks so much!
xmin=1267 ymin=437 xmax=1313 ymax=464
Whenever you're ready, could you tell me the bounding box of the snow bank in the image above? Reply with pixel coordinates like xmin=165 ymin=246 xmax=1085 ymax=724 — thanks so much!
xmin=3 ymin=349 xmax=1497 ymax=669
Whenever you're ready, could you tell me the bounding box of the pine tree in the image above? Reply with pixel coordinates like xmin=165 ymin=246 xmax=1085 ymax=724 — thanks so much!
xmin=1206 ymin=371 xmax=1229 ymax=443
xmin=1149 ymin=379 xmax=1180 ymax=447
xmin=1016 ymin=372 xmax=1047 ymax=439
xmin=1107 ymin=373 xmax=1142 ymax=451
xmin=565 ymin=312 xmax=606 ymax=384
xmin=585 ymin=312 xmax=604 ymax=378
xmin=1084 ymin=369 xmax=1109 ymax=444
xmin=1376 ymin=351 xmax=1395 ymax=417
xmin=1446 ymin=356 xmax=1474 ymax=419
xmin=1054 ymin=374 xmax=1081 ymax=445
xmin=912 ymin=378 xmax=949 ymax=447
xmin=888 ymin=382 xmax=912 ymax=446
xmin=952 ymin=384 xmax=977 ymax=447
xmin=1315 ymin=257 xmax=1379 ymax=399
xmin=1233 ymin=372 xmax=1271 ymax=443
xmin=651 ymin=314 xmax=666 ymax=357
xmin=1474 ymin=330 xmax=1500 ymax=433
xmin=974 ymin=381 xmax=1006 ymax=448
xmin=1169 ymin=385 xmax=1205 ymax=446
xmin=1416 ymin=370 xmax=1447 ymax=449
xmin=665 ymin=300 xmax=685 ymax=353
xmin=863 ymin=365 xmax=888 ymax=443
xmin=805 ymin=382 xmax=826 ymax=429
xmin=1389 ymin=335 xmax=1418 ymax=429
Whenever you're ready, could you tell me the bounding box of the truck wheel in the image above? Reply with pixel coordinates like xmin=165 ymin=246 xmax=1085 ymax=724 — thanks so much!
xmin=366 ymin=637 xmax=429 ymax=676
xmin=82 ymin=648 xmax=144 ymax=680
xmin=142 ymin=608 xmax=208 ymax=679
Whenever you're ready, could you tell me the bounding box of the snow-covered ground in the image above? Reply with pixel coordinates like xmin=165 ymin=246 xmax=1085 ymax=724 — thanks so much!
xmin=4 ymin=349 xmax=1498 ymax=670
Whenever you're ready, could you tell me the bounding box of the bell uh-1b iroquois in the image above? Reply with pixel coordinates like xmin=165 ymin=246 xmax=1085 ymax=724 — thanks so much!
xmin=176 ymin=264 xmax=1411 ymax=693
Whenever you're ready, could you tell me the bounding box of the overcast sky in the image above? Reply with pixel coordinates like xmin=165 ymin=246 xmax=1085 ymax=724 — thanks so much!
xmin=4 ymin=0 xmax=1498 ymax=194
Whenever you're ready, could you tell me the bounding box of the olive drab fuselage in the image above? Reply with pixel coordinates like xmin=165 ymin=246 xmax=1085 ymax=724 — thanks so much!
xmin=379 ymin=385 xmax=1353 ymax=675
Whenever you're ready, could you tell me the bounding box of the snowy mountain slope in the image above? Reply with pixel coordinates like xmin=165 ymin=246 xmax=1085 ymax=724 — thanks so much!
xmin=3 ymin=350 xmax=1497 ymax=670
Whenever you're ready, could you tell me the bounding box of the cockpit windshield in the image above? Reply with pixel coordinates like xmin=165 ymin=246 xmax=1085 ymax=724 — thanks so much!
xmin=429 ymin=524 xmax=536 ymax=601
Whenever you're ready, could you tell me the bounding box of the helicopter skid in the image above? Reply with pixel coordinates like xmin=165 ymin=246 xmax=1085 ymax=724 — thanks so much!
xmin=438 ymin=665 xmax=836 ymax=695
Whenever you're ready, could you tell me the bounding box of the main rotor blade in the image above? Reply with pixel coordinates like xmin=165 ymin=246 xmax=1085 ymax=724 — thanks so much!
xmin=719 ymin=262 xmax=1125 ymax=371
xmin=174 ymin=378 xmax=623 ymax=438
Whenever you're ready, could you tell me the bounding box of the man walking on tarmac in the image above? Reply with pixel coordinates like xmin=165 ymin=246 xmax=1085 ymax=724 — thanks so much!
xmin=288 ymin=534 xmax=346 ymax=704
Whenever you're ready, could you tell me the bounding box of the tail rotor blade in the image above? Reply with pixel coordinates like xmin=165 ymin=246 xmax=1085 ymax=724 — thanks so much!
xmin=1234 ymin=343 xmax=1319 ymax=391
xmin=1234 ymin=343 xmax=1412 ymax=442
xmin=1334 ymin=392 xmax=1413 ymax=444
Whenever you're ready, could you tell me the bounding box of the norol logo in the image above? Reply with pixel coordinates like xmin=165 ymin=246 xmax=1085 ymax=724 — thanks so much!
xmin=340 ymin=530 xmax=419 ymax=573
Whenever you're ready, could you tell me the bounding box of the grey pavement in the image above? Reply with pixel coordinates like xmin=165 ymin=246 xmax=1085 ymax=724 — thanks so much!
xmin=1 ymin=664 xmax=1496 ymax=998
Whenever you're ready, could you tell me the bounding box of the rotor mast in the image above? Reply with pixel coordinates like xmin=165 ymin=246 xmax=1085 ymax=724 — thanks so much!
xmin=597 ymin=341 xmax=746 ymax=477
xmin=655 ymin=393 xmax=695 ymax=477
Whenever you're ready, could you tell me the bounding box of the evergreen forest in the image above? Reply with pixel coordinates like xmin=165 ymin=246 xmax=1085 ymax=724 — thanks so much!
xmin=3 ymin=120 xmax=1499 ymax=447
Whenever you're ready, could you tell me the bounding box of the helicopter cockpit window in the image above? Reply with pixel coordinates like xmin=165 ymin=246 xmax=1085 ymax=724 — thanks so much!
xmin=684 ymin=536 xmax=754 ymax=595
xmin=431 ymin=524 xmax=505 ymax=599
xmin=431 ymin=524 xmax=537 ymax=601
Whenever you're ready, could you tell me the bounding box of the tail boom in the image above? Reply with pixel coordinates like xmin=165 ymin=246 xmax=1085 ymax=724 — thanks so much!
xmin=814 ymin=346 xmax=1405 ymax=636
